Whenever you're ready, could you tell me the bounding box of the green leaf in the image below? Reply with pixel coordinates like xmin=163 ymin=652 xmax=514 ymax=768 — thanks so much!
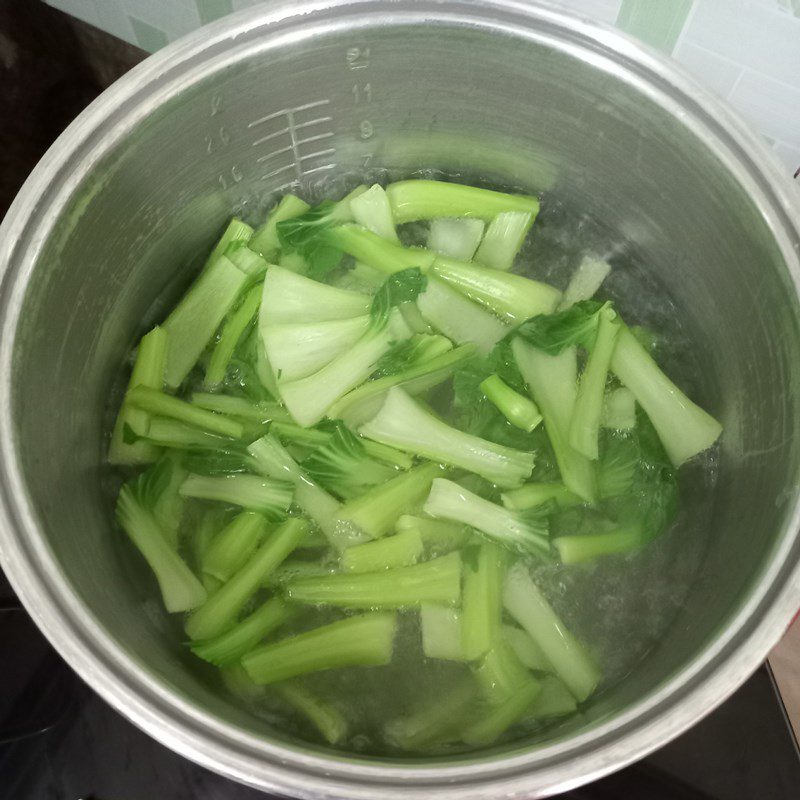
xmin=303 ymin=421 xmax=397 ymax=499
xmin=372 ymin=334 xmax=452 ymax=378
xmin=515 ymin=300 xmax=603 ymax=355
xmin=488 ymin=337 xmax=526 ymax=394
xmin=370 ymin=268 xmax=427 ymax=327
xmin=599 ymin=411 xmax=678 ymax=541
xmin=518 ymin=498 xmax=557 ymax=538
xmin=276 ymin=201 xmax=343 ymax=279
xmin=181 ymin=446 xmax=253 ymax=476
xmin=128 ymin=456 xmax=173 ymax=510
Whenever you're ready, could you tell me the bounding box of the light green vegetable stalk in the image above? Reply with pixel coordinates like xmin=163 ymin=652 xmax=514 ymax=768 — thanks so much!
xmin=501 ymin=482 xmax=582 ymax=511
xmin=427 ymin=217 xmax=485 ymax=260
xmin=162 ymin=253 xmax=250 ymax=388
xmin=503 ymin=624 xmax=551 ymax=672
xmin=419 ymin=603 xmax=465 ymax=661
xmin=204 ymin=284 xmax=263 ymax=389
xmin=386 ymin=180 xmax=539 ymax=223
xmin=123 ymin=417 xmax=229 ymax=452
xmin=226 ymin=244 xmax=267 ymax=278
xmin=151 ymin=452 xmax=187 ymax=548
xmin=108 ymin=326 xmax=168 ymax=465
xmin=359 ymin=388 xmax=534 ymax=488
xmin=461 ymin=679 xmax=541 ymax=746
xmin=424 ymin=479 xmax=549 ymax=558
xmin=398 ymin=300 xmax=434 ymax=333
xmin=185 ymin=517 xmax=308 ymax=641
xmin=266 ymin=559 xmax=334 ymax=587
xmin=395 ymin=515 xmax=471 ymax=556
xmin=474 ymin=210 xmax=534 ymax=271
xmin=601 ymin=387 xmax=636 ymax=431
xmin=480 ymin=374 xmax=542 ymax=432
xmin=461 ymin=542 xmax=506 ymax=660
xmin=416 ymin=276 xmax=509 ymax=355
xmin=270 ymin=421 xmax=413 ymax=470
xmin=201 ymin=511 xmax=269 ymax=583
xmin=553 ymin=525 xmax=643 ymax=565
xmin=242 ymin=612 xmax=396 ymax=685
xmin=324 ymin=225 xmax=560 ymax=324
xmin=260 ymin=265 xmax=371 ymax=326
xmin=328 ymin=343 xmax=476 ymax=428
xmin=512 ymin=340 xmax=597 ymax=502
xmin=179 ymin=473 xmax=293 ymax=519
xmin=335 ymin=462 xmax=444 ymax=540
xmin=350 ymin=184 xmax=399 ymax=242
xmin=278 ymin=311 xmax=411 ymax=427
xmin=190 ymin=394 xmax=286 ymax=423
xmin=202 ymin=218 xmax=254 ymax=272
xmin=431 ymin=253 xmax=560 ymax=325
xmin=569 ymin=305 xmax=621 ymax=460
xmin=340 ymin=529 xmax=424 ymax=573
xmin=115 ymin=464 xmax=206 ymax=613
xmin=277 ymin=250 xmax=309 ymax=274
xmin=247 ymin=434 xmax=365 ymax=551
xmin=557 ymin=254 xmax=611 ymax=310
xmin=262 ymin=315 xmax=370 ymax=383
xmin=273 ymin=681 xmax=348 ymax=745
xmin=191 ymin=597 xmax=293 ymax=666
xmin=473 ymin=638 xmax=537 ymax=707
xmin=125 ymin=385 xmax=244 ymax=439
xmin=503 ymin=563 xmax=600 ymax=701
xmin=285 ymin=551 xmax=462 ymax=609
xmin=611 ymin=327 xmax=722 ymax=466
xmin=249 ymin=194 xmax=310 ymax=259
xmin=190 ymin=507 xmax=228 ymax=574
xmin=527 ymin=675 xmax=578 ymax=719
xmin=384 ymin=678 xmax=475 ymax=751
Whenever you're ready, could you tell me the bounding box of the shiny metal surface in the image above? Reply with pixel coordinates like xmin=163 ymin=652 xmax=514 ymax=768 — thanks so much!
xmin=0 ymin=1 xmax=799 ymax=797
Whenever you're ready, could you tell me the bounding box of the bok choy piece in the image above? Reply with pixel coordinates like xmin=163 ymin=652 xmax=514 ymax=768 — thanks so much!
xmin=611 ymin=327 xmax=722 ymax=466
xmin=116 ymin=462 xmax=206 ymax=612
xmin=385 ymin=179 xmax=540 ymax=223
xmin=185 ymin=517 xmax=308 ymax=641
xmin=108 ymin=325 xmax=168 ymax=465
xmin=503 ymin=563 xmax=600 ymax=701
xmin=360 ymin=388 xmax=534 ymax=488
xmin=242 ymin=612 xmax=396 ymax=685
xmin=424 ymin=479 xmax=550 ymax=558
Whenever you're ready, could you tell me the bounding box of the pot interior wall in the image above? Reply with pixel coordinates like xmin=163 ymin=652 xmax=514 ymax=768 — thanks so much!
xmin=10 ymin=18 xmax=800 ymax=760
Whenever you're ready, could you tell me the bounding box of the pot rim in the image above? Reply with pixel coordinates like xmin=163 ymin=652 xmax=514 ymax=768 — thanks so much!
xmin=0 ymin=1 xmax=799 ymax=797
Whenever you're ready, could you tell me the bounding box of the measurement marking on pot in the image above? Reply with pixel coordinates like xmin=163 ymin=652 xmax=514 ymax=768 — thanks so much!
xmin=248 ymin=99 xmax=336 ymax=183
xmin=247 ymin=99 xmax=330 ymax=129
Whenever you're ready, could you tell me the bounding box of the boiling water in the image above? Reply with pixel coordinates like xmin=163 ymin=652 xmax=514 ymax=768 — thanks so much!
xmin=104 ymin=182 xmax=718 ymax=756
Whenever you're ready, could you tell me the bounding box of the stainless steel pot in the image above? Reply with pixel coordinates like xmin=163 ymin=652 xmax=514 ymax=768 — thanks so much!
xmin=1 ymin=1 xmax=799 ymax=797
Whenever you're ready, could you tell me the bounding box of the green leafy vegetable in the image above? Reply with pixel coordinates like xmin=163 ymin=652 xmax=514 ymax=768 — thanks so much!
xmin=515 ymin=300 xmax=602 ymax=355
xmin=359 ymin=388 xmax=534 ymax=488
xmin=372 ymin=334 xmax=452 ymax=378
xmin=241 ymin=612 xmax=397 ymax=685
xmin=424 ymin=478 xmax=552 ymax=558
xmin=302 ymin=421 xmax=398 ymax=499
xmin=370 ymin=268 xmax=427 ymax=327
xmin=276 ymin=201 xmax=345 ymax=279
xmin=115 ymin=462 xmax=206 ymax=613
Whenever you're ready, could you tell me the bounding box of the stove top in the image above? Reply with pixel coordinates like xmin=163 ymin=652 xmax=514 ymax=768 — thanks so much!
xmin=1 ymin=570 xmax=798 ymax=800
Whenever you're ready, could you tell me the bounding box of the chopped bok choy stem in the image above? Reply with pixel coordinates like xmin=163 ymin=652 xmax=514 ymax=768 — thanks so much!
xmin=474 ymin=210 xmax=534 ymax=271
xmin=359 ymin=388 xmax=534 ymax=488
xmin=242 ymin=612 xmax=396 ymax=685
xmin=424 ymin=479 xmax=549 ymax=558
xmin=427 ymin=217 xmax=485 ymax=260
